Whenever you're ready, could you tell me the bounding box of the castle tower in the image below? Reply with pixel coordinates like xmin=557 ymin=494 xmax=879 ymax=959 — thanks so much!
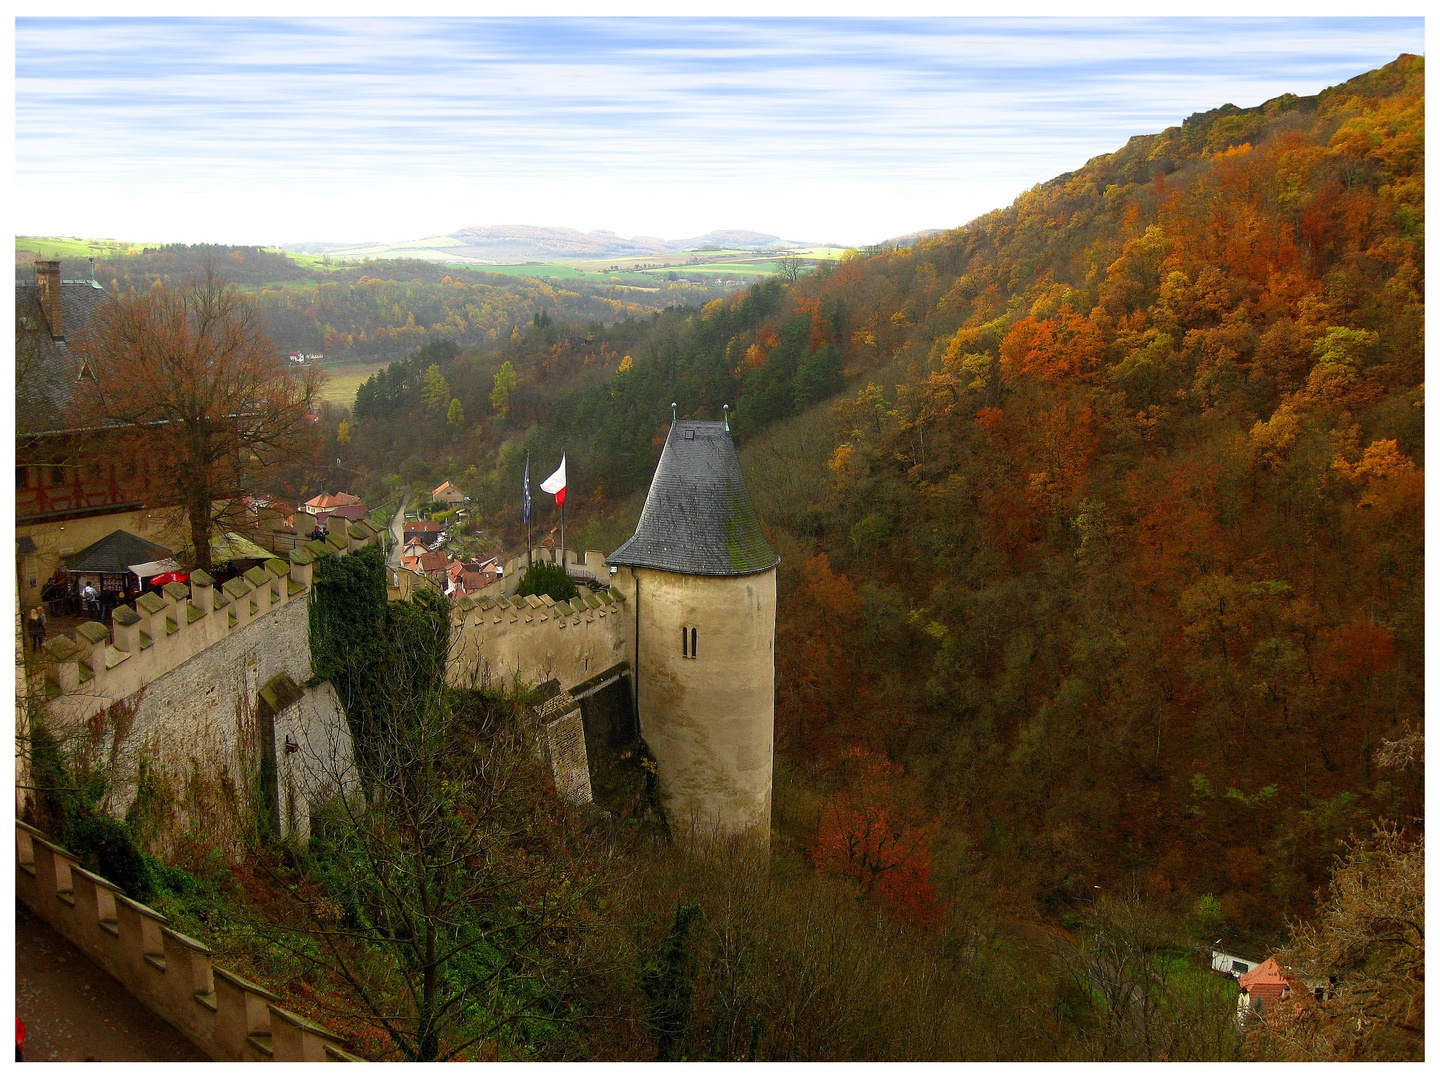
xmin=607 ymin=419 xmax=778 ymax=844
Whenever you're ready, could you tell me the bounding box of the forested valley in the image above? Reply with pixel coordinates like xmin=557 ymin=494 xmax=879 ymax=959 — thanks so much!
xmin=15 ymin=243 xmax=735 ymax=362
xmin=34 ymin=55 xmax=1420 ymax=1061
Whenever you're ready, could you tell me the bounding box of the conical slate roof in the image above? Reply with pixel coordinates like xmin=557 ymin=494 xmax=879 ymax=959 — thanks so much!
xmin=607 ymin=420 xmax=778 ymax=577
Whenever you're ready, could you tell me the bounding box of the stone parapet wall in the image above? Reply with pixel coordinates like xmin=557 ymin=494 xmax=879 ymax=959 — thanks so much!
xmin=448 ymin=578 xmax=631 ymax=695
xmin=15 ymin=821 xmax=360 ymax=1062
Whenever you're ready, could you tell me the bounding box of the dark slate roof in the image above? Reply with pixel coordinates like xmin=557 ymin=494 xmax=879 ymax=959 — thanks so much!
xmin=607 ymin=420 xmax=778 ymax=577
xmin=63 ymin=530 xmax=174 ymax=574
xmin=15 ymin=279 xmax=109 ymax=437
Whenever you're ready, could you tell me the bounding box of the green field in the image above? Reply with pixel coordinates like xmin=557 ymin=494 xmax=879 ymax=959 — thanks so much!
xmin=317 ymin=359 xmax=389 ymax=408
xmin=473 ymin=246 xmax=850 ymax=285
xmin=17 ymin=235 xmax=155 ymax=260
xmin=17 ymin=236 xmax=852 ymax=288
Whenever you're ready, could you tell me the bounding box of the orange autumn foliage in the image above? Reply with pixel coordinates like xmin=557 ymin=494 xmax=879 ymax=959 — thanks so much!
xmin=810 ymin=746 xmax=942 ymax=929
xmin=999 ymin=311 xmax=1107 ymax=383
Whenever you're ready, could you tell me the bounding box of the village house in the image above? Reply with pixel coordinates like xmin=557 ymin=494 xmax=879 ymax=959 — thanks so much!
xmin=302 ymin=491 xmax=361 ymax=512
xmin=1237 ymin=956 xmax=1336 ymax=1026
xmin=309 ymin=502 xmax=370 ymax=533
xmin=400 ymin=548 xmax=450 ymax=585
xmin=430 ymin=480 xmax=466 ymax=505
xmin=403 ymin=520 xmax=443 ymax=546
xmin=1210 ymin=946 xmax=1260 ymax=978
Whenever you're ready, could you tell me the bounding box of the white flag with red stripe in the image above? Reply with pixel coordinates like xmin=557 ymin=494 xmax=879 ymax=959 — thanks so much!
xmin=540 ymin=455 xmax=567 ymax=507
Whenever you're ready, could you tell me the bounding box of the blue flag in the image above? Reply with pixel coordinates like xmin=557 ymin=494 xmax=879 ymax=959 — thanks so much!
xmin=523 ymin=454 xmax=531 ymax=525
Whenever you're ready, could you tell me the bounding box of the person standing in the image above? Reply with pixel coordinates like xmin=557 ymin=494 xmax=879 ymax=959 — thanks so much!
xmin=81 ymin=581 xmax=99 ymax=620
xmin=42 ymin=574 xmax=63 ymax=617
xmin=26 ymin=607 xmax=46 ymax=653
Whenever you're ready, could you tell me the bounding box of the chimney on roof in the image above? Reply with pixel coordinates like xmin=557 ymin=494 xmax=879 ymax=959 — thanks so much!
xmin=36 ymin=260 xmax=63 ymax=340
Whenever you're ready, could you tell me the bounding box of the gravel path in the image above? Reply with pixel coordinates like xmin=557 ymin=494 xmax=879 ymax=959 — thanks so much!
xmin=14 ymin=902 xmax=208 ymax=1062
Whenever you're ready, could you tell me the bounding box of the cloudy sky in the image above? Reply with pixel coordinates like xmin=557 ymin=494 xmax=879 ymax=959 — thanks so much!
xmin=14 ymin=15 xmax=1425 ymax=248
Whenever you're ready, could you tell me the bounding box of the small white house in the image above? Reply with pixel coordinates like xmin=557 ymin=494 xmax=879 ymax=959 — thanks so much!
xmin=1211 ymin=948 xmax=1260 ymax=978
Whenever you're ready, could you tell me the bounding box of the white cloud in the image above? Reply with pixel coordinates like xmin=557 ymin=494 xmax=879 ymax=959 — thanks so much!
xmin=15 ymin=17 xmax=1424 ymax=246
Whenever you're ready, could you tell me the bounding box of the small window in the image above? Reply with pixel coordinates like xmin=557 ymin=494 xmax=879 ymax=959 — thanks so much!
xmin=681 ymin=625 xmax=699 ymax=659
xmin=16 ymin=465 xmax=29 ymax=489
xmin=50 ymin=465 xmax=66 ymax=485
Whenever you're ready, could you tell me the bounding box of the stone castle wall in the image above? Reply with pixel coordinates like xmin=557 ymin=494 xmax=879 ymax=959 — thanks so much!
xmin=29 ymin=522 xmax=380 ymax=846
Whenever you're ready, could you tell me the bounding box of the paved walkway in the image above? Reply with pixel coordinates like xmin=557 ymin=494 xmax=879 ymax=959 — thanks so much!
xmin=15 ymin=902 xmax=208 ymax=1062
xmin=386 ymin=496 xmax=407 ymax=567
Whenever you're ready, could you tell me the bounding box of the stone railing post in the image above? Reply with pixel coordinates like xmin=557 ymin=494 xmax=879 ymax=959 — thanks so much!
xmin=222 ymin=576 xmax=253 ymax=629
xmin=76 ymin=621 xmax=111 ymax=683
xmin=287 ymin=547 xmax=315 ymax=590
xmin=15 ymin=821 xmax=41 ymax=912
xmin=190 ymin=569 xmax=215 ymax=614
xmin=43 ymin=636 xmax=82 ymax=694
xmin=114 ymin=893 xmax=171 ymax=1001
xmin=25 ymin=835 xmax=69 ymax=927
xmin=111 ymin=605 xmax=143 ymax=653
xmin=243 ymin=567 xmax=274 ymax=616
xmin=212 ymin=966 xmax=280 ymax=1061
xmin=262 ymin=559 xmax=290 ymax=605
xmin=68 ymin=865 xmax=120 ymax=969
xmin=160 ymin=926 xmax=217 ymax=1050
xmin=40 ymin=837 xmax=80 ymax=939
xmin=136 ymin=591 xmax=169 ymax=649
xmin=162 ymin=580 xmax=190 ymax=628
xmin=267 ymin=1005 xmax=345 ymax=1063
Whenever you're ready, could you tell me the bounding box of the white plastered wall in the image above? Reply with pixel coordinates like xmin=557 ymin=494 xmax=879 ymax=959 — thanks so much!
xmin=630 ymin=566 xmax=775 ymax=843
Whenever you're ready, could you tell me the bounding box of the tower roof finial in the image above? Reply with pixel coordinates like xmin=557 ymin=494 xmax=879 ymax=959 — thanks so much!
xmin=671 ymin=401 xmax=677 ymax=423
xmin=723 ymin=404 xmax=730 ymax=432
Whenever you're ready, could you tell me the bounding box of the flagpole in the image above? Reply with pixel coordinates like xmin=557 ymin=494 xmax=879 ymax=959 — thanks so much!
xmin=525 ymin=451 xmax=532 ymax=569
xmin=559 ymin=447 xmax=566 ymax=570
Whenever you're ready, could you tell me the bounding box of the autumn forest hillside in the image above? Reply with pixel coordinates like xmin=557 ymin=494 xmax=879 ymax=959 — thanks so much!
xmin=330 ymin=55 xmax=1423 ymax=952
xmin=757 ymin=52 xmax=1425 ymax=930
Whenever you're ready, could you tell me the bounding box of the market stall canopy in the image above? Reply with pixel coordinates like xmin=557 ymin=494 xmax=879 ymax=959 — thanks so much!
xmin=178 ymin=532 xmax=276 ymax=565
xmin=64 ymin=530 xmax=174 ymax=575
xmin=128 ymin=558 xmax=185 ymax=578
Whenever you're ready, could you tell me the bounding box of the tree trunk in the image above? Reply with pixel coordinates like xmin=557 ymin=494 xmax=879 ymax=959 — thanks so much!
xmin=189 ymin=496 xmax=212 ymax=572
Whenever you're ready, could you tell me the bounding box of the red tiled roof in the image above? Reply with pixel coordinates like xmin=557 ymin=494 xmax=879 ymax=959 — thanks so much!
xmin=450 ymin=570 xmax=496 ymax=597
xmin=305 ymin=491 xmax=361 ymax=509
xmin=416 ymin=551 xmax=449 ymax=572
xmin=1239 ymin=958 xmax=1314 ymax=1025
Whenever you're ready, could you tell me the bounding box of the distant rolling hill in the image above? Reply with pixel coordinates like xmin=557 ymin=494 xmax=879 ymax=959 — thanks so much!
xmin=283 ymin=225 xmax=828 ymax=264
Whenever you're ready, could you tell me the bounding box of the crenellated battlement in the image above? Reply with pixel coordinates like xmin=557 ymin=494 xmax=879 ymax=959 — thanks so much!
xmin=448 ymin=567 xmax=633 ymax=694
xmin=38 ymin=520 xmax=382 ymax=726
